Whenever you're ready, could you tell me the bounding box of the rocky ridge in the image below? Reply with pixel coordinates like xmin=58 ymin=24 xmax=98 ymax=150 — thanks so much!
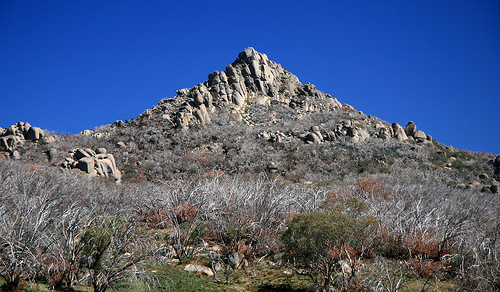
xmin=132 ymin=47 xmax=432 ymax=146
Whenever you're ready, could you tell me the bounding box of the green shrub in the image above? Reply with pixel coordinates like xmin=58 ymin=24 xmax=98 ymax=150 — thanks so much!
xmin=281 ymin=198 xmax=378 ymax=290
xmin=80 ymin=226 xmax=112 ymax=270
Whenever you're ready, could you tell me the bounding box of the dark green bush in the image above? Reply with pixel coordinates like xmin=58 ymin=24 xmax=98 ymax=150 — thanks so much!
xmin=281 ymin=198 xmax=378 ymax=290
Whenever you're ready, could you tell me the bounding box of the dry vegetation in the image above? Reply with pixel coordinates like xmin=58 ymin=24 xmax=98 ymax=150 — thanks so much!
xmin=1 ymin=148 xmax=499 ymax=291
xmin=1 ymin=92 xmax=500 ymax=291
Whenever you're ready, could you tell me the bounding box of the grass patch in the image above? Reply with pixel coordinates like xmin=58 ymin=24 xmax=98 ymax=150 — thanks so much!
xmin=153 ymin=264 xmax=232 ymax=292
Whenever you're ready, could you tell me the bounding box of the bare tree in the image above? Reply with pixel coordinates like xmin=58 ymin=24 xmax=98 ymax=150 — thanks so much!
xmin=43 ymin=205 xmax=89 ymax=289
xmin=79 ymin=216 xmax=158 ymax=292
xmin=0 ymin=162 xmax=59 ymax=290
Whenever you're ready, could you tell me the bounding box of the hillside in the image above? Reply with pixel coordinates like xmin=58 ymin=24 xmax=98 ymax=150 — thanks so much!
xmin=10 ymin=47 xmax=495 ymax=190
xmin=0 ymin=48 xmax=499 ymax=291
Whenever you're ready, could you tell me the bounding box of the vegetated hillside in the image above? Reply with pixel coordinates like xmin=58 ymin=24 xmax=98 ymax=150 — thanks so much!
xmin=0 ymin=48 xmax=499 ymax=291
xmin=2 ymin=47 xmax=498 ymax=189
xmin=6 ymin=47 xmax=495 ymax=188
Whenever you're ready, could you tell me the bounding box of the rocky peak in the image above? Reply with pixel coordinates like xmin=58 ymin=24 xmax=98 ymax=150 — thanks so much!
xmin=234 ymin=47 xmax=265 ymax=63
xmin=120 ymin=48 xmax=434 ymax=148
xmin=223 ymin=46 xmax=301 ymax=99
xmin=146 ymin=47 xmax=341 ymax=129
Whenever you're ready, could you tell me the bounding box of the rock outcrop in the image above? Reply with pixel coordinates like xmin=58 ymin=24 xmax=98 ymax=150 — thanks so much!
xmin=0 ymin=122 xmax=54 ymax=154
xmin=184 ymin=263 xmax=213 ymax=276
xmin=131 ymin=48 xmax=435 ymax=147
xmin=61 ymin=147 xmax=122 ymax=183
xmin=404 ymin=121 xmax=432 ymax=143
xmin=145 ymin=47 xmax=343 ymax=129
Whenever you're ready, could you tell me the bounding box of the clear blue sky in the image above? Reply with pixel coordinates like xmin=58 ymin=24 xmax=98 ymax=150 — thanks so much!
xmin=1 ymin=1 xmax=499 ymax=154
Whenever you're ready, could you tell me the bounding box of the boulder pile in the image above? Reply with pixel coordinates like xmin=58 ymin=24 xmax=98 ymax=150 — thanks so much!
xmin=0 ymin=122 xmax=54 ymax=157
xmin=61 ymin=147 xmax=122 ymax=183
xmin=258 ymin=119 xmax=432 ymax=145
xmin=147 ymin=47 xmax=343 ymax=129
xmin=405 ymin=121 xmax=432 ymax=143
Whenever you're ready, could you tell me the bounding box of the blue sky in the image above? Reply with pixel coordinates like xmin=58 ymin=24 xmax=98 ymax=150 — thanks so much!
xmin=1 ymin=1 xmax=499 ymax=154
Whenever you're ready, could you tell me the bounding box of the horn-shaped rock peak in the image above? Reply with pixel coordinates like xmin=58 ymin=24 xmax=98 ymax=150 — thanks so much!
xmin=147 ymin=47 xmax=342 ymax=129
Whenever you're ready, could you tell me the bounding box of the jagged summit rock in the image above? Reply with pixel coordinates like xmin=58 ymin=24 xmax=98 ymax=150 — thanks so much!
xmin=138 ymin=47 xmax=342 ymax=129
xmin=119 ymin=48 xmax=436 ymax=148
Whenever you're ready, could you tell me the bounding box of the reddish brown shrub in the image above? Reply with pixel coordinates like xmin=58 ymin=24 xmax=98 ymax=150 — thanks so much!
xmin=357 ymin=176 xmax=393 ymax=200
xmin=24 ymin=164 xmax=40 ymax=171
xmin=136 ymin=209 xmax=168 ymax=229
xmin=174 ymin=203 xmax=198 ymax=223
xmin=284 ymin=172 xmax=303 ymax=183
xmin=376 ymin=227 xmax=440 ymax=260
xmin=197 ymin=156 xmax=208 ymax=165
xmin=405 ymin=232 xmax=440 ymax=260
xmin=410 ymin=257 xmax=441 ymax=278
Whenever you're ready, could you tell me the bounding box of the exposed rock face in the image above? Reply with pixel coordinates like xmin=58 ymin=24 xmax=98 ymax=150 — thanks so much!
xmin=405 ymin=121 xmax=417 ymax=137
xmin=0 ymin=122 xmax=53 ymax=154
xmin=147 ymin=47 xmax=342 ymax=129
xmin=120 ymin=48 xmax=435 ymax=148
xmin=61 ymin=147 xmax=122 ymax=183
xmin=392 ymin=123 xmax=408 ymax=141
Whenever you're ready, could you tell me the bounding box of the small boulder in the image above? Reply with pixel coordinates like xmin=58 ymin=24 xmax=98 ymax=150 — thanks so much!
xmin=479 ymin=173 xmax=489 ymax=181
xmin=413 ymin=130 xmax=427 ymax=143
xmin=405 ymin=121 xmax=417 ymax=137
xmin=46 ymin=148 xmax=58 ymax=162
xmin=267 ymin=162 xmax=278 ymax=173
xmin=338 ymin=260 xmax=352 ymax=275
xmin=96 ymin=148 xmax=107 ymax=155
xmin=26 ymin=127 xmax=44 ymax=141
xmin=184 ymin=263 xmax=213 ymax=276
xmin=481 ymin=186 xmax=493 ymax=193
xmin=113 ymin=120 xmax=125 ymax=127
xmin=325 ymin=131 xmax=336 ymax=141
xmin=228 ymin=252 xmax=247 ymax=269
xmin=306 ymin=132 xmax=322 ymax=144
xmin=11 ymin=150 xmax=20 ymax=160
xmin=81 ymin=130 xmax=91 ymax=136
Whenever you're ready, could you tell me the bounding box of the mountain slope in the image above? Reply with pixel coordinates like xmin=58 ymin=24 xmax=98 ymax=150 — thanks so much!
xmin=0 ymin=48 xmax=498 ymax=191
xmin=66 ymin=47 xmax=495 ymax=190
xmin=1 ymin=48 xmax=499 ymax=291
